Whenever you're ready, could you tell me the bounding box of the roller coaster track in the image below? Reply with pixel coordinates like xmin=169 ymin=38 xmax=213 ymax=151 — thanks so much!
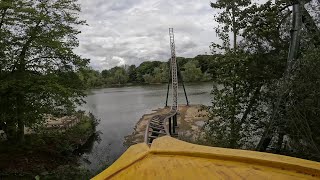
xmin=144 ymin=28 xmax=179 ymax=145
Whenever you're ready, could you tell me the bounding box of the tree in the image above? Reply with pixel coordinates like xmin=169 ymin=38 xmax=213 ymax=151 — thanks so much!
xmin=153 ymin=63 xmax=169 ymax=83
xmin=176 ymin=57 xmax=189 ymax=70
xmin=0 ymin=0 xmax=88 ymax=142
xmin=206 ymin=0 xmax=320 ymax=161
xmin=181 ymin=61 xmax=203 ymax=82
xmin=153 ymin=67 xmax=162 ymax=83
xmin=142 ymin=74 xmax=153 ymax=84
xmin=194 ymin=55 xmax=214 ymax=74
xmin=206 ymin=0 xmax=289 ymax=148
xmin=284 ymin=47 xmax=320 ymax=160
xmin=101 ymin=69 xmax=110 ymax=79
xmin=207 ymin=0 xmax=253 ymax=148
xmin=114 ymin=68 xmax=128 ymax=85
xmin=210 ymin=0 xmax=251 ymax=51
xmin=127 ymin=65 xmax=137 ymax=83
xmin=255 ymin=0 xmax=320 ymax=154
xmin=159 ymin=63 xmax=169 ymax=83
xmin=79 ymin=68 xmax=103 ymax=88
xmin=205 ymin=51 xmax=276 ymax=148
xmin=136 ymin=61 xmax=162 ymax=82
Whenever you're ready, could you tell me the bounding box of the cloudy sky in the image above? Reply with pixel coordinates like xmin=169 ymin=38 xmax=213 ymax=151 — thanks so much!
xmin=75 ymin=0 xmax=218 ymax=70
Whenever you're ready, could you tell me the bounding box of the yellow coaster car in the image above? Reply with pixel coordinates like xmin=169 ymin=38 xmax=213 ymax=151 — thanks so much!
xmin=93 ymin=136 xmax=320 ymax=180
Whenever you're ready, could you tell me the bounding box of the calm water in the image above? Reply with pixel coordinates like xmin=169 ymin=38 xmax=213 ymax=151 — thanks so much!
xmin=79 ymin=82 xmax=213 ymax=172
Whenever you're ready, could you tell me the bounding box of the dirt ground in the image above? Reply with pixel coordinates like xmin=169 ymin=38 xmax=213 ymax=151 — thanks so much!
xmin=124 ymin=104 xmax=208 ymax=146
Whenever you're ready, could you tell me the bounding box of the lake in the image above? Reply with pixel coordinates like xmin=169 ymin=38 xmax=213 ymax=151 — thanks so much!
xmin=79 ymin=82 xmax=213 ymax=172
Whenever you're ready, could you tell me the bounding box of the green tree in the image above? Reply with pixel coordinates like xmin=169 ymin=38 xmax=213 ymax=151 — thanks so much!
xmin=101 ymin=69 xmax=110 ymax=79
xmin=194 ymin=55 xmax=215 ymax=74
xmin=79 ymin=68 xmax=103 ymax=88
xmin=152 ymin=63 xmax=169 ymax=83
xmin=0 ymin=0 xmax=88 ymax=142
xmin=205 ymin=52 xmax=273 ymax=148
xmin=113 ymin=68 xmax=128 ymax=85
xmin=206 ymin=0 xmax=320 ymax=158
xmin=127 ymin=65 xmax=137 ymax=83
xmin=181 ymin=61 xmax=203 ymax=82
xmin=284 ymin=47 xmax=320 ymax=160
xmin=159 ymin=63 xmax=169 ymax=83
xmin=202 ymin=71 xmax=212 ymax=81
xmin=153 ymin=67 xmax=162 ymax=83
xmin=210 ymin=0 xmax=251 ymax=51
xmin=142 ymin=74 xmax=154 ymax=84
xmin=205 ymin=0 xmax=288 ymax=148
xmin=136 ymin=61 xmax=162 ymax=82
xmin=208 ymin=0 xmax=252 ymax=148
xmin=253 ymin=1 xmax=320 ymax=156
xmin=176 ymin=57 xmax=189 ymax=69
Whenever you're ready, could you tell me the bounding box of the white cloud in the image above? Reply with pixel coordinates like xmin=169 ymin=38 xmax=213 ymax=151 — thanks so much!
xmin=75 ymin=0 xmax=217 ymax=70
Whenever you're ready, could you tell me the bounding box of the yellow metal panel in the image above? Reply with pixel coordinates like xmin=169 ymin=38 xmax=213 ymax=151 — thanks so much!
xmin=92 ymin=136 xmax=320 ymax=180
xmin=151 ymin=136 xmax=320 ymax=177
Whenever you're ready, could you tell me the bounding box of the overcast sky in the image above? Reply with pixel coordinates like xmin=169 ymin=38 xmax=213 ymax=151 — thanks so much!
xmin=74 ymin=0 xmax=217 ymax=70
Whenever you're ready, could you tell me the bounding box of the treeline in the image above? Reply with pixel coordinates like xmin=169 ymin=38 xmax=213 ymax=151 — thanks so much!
xmin=80 ymin=55 xmax=216 ymax=88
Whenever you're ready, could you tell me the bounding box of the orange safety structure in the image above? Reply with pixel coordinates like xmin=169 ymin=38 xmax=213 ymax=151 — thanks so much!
xmin=93 ymin=136 xmax=320 ymax=180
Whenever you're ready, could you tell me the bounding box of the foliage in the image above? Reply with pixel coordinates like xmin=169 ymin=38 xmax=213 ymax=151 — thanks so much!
xmin=40 ymin=165 xmax=92 ymax=180
xmin=78 ymin=68 xmax=104 ymax=88
xmin=113 ymin=68 xmax=129 ymax=85
xmin=206 ymin=0 xmax=290 ymax=148
xmin=279 ymin=47 xmax=320 ymax=160
xmin=136 ymin=61 xmax=162 ymax=82
xmin=181 ymin=61 xmax=203 ymax=82
xmin=205 ymin=0 xmax=320 ymax=161
xmin=127 ymin=65 xmax=137 ymax=82
xmin=0 ymin=112 xmax=98 ymax=178
xmin=83 ymin=56 xmax=217 ymax=88
xmin=0 ymin=0 xmax=89 ymax=142
xmin=210 ymin=0 xmax=251 ymax=51
xmin=142 ymin=74 xmax=154 ymax=84
xmin=206 ymin=0 xmax=258 ymax=148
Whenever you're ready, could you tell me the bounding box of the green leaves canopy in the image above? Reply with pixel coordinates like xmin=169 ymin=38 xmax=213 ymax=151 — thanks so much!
xmin=0 ymin=0 xmax=88 ymax=141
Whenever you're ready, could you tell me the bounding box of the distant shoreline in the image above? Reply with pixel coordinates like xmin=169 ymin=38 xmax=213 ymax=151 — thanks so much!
xmin=88 ymin=81 xmax=213 ymax=90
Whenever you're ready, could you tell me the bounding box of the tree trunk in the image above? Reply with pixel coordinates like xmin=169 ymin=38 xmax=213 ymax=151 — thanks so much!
xmin=240 ymin=85 xmax=262 ymax=124
xmin=14 ymin=21 xmax=41 ymax=143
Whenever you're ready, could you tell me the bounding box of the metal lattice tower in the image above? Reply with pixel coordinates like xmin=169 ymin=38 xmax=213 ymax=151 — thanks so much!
xmin=144 ymin=28 xmax=186 ymax=145
xmin=169 ymin=28 xmax=178 ymax=111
